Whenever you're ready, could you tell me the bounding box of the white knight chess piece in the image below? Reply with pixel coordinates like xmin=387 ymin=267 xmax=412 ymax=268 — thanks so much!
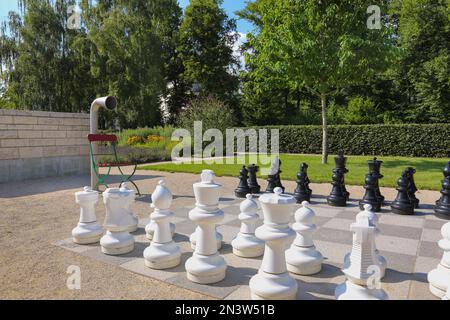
xmin=428 ymin=221 xmax=450 ymax=298
xmin=72 ymin=187 xmax=103 ymax=244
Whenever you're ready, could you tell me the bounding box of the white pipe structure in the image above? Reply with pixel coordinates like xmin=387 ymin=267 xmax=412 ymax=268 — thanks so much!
xmin=90 ymin=96 xmax=118 ymax=189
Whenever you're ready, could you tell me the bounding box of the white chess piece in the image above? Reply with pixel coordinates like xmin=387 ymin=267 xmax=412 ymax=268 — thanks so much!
xmin=335 ymin=211 xmax=388 ymax=300
xmin=231 ymin=194 xmax=264 ymax=258
xmin=120 ymin=183 xmax=139 ymax=233
xmin=286 ymin=201 xmax=323 ymax=275
xmin=185 ymin=170 xmax=227 ymax=284
xmin=143 ymin=180 xmax=181 ymax=269
xmin=146 ymin=220 xmax=175 ymax=240
xmin=100 ymin=188 xmax=135 ymax=255
xmin=249 ymin=188 xmax=298 ymax=300
xmin=190 ymin=227 xmax=223 ymax=251
xmin=443 ymin=286 xmax=450 ymax=300
xmin=428 ymin=221 xmax=450 ymax=298
xmin=72 ymin=187 xmax=103 ymax=244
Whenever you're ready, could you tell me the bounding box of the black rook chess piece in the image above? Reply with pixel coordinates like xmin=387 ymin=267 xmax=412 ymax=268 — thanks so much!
xmin=434 ymin=161 xmax=450 ymax=220
xmin=406 ymin=167 xmax=419 ymax=209
xmin=247 ymin=164 xmax=261 ymax=194
xmin=335 ymin=153 xmax=350 ymax=200
xmin=359 ymin=173 xmax=381 ymax=212
xmin=327 ymin=168 xmax=347 ymax=207
xmin=235 ymin=166 xmax=252 ymax=198
xmin=391 ymin=170 xmax=415 ymax=215
xmin=368 ymin=157 xmax=385 ymax=205
xmin=294 ymin=163 xmax=311 ymax=203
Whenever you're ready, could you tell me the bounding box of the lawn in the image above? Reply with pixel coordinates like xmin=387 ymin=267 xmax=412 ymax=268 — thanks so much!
xmin=139 ymin=154 xmax=448 ymax=191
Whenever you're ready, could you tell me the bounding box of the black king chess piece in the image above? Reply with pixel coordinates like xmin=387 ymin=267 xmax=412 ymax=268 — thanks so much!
xmin=359 ymin=173 xmax=381 ymax=212
xmin=435 ymin=161 xmax=450 ymax=220
xmin=406 ymin=167 xmax=419 ymax=208
xmin=235 ymin=166 xmax=252 ymax=198
xmin=327 ymin=168 xmax=347 ymax=207
xmin=247 ymin=164 xmax=261 ymax=194
xmin=294 ymin=163 xmax=311 ymax=203
xmin=368 ymin=157 xmax=385 ymax=205
xmin=335 ymin=153 xmax=350 ymax=200
xmin=391 ymin=169 xmax=415 ymax=215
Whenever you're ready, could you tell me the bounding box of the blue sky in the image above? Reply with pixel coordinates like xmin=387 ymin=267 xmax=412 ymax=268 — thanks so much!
xmin=0 ymin=0 xmax=253 ymax=34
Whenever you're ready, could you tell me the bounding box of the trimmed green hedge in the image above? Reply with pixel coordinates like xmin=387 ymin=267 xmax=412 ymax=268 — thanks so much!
xmin=248 ymin=124 xmax=450 ymax=158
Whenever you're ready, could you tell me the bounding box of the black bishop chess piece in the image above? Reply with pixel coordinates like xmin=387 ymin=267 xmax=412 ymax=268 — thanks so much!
xmin=359 ymin=173 xmax=381 ymax=212
xmin=294 ymin=163 xmax=311 ymax=203
xmin=391 ymin=169 xmax=415 ymax=215
xmin=406 ymin=167 xmax=419 ymax=209
xmin=435 ymin=161 xmax=450 ymax=220
xmin=247 ymin=164 xmax=261 ymax=194
xmin=334 ymin=153 xmax=350 ymax=200
xmin=368 ymin=157 xmax=385 ymax=205
xmin=327 ymin=168 xmax=347 ymax=207
xmin=235 ymin=166 xmax=252 ymax=198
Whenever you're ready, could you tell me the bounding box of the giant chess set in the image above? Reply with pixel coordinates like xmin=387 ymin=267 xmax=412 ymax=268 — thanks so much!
xmin=56 ymin=156 xmax=450 ymax=300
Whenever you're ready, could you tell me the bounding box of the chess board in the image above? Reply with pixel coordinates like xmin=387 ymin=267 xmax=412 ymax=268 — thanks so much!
xmin=55 ymin=194 xmax=446 ymax=300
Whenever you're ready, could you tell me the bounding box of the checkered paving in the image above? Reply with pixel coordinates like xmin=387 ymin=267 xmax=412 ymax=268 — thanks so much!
xmin=55 ymin=194 xmax=447 ymax=300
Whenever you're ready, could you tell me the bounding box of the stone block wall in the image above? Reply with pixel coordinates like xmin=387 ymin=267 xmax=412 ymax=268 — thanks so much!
xmin=0 ymin=109 xmax=90 ymax=183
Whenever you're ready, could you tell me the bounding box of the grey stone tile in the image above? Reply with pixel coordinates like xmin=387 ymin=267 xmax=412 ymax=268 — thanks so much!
xmin=174 ymin=220 xmax=197 ymax=236
xmin=379 ymin=213 xmax=425 ymax=228
xmin=420 ymin=228 xmax=442 ymax=242
xmin=221 ymin=205 xmax=241 ymax=215
xmin=314 ymin=227 xmax=353 ymax=245
xmin=379 ymin=250 xmax=416 ymax=274
xmin=314 ymin=240 xmax=351 ymax=265
xmin=335 ymin=211 xmax=358 ymax=220
xmin=378 ymin=223 xmax=422 ymax=240
xmin=53 ymin=238 xmax=98 ymax=253
xmin=173 ymin=207 xmax=191 ymax=219
xmin=376 ymin=235 xmax=419 ymax=256
xmin=321 ymin=218 xmax=353 ymax=231
xmin=224 ymin=285 xmax=251 ymax=300
xmin=315 ymin=216 xmax=333 ymax=227
xmin=424 ymin=219 xmax=447 ymax=230
xmin=414 ymin=256 xmax=439 ymax=274
xmin=79 ymin=241 xmax=148 ymax=266
xmin=409 ymin=280 xmax=440 ymax=300
xmin=418 ymin=241 xmax=443 ymax=259
xmin=216 ymin=225 xmax=240 ymax=243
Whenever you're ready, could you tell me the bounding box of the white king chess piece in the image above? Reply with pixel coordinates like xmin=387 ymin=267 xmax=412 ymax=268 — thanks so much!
xmin=100 ymin=188 xmax=136 ymax=255
xmin=249 ymin=188 xmax=298 ymax=300
xmin=335 ymin=210 xmax=388 ymax=300
xmin=72 ymin=187 xmax=103 ymax=244
xmin=185 ymin=170 xmax=227 ymax=284
xmin=143 ymin=180 xmax=181 ymax=269
xmin=428 ymin=221 xmax=450 ymax=298
xmin=231 ymin=194 xmax=264 ymax=258
xmin=190 ymin=226 xmax=223 ymax=251
xmin=120 ymin=183 xmax=139 ymax=233
xmin=286 ymin=201 xmax=323 ymax=275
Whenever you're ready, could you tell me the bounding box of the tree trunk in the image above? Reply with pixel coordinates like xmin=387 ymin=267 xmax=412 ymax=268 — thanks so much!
xmin=321 ymin=93 xmax=328 ymax=164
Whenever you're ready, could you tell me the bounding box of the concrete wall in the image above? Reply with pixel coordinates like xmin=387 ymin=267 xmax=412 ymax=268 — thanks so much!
xmin=0 ymin=109 xmax=90 ymax=183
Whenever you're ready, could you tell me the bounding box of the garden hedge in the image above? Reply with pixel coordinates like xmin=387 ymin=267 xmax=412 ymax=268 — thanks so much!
xmin=246 ymin=124 xmax=450 ymax=158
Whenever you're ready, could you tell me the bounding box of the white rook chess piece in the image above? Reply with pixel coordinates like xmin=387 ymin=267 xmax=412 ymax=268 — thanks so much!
xmin=428 ymin=221 xmax=450 ymax=298
xmin=100 ymin=188 xmax=135 ymax=255
xmin=190 ymin=226 xmax=223 ymax=251
xmin=143 ymin=180 xmax=181 ymax=269
xmin=72 ymin=187 xmax=103 ymax=244
xmin=286 ymin=201 xmax=323 ymax=275
xmin=335 ymin=210 xmax=388 ymax=300
xmin=120 ymin=183 xmax=138 ymax=233
xmin=185 ymin=170 xmax=227 ymax=284
xmin=231 ymin=194 xmax=264 ymax=258
xmin=249 ymin=188 xmax=298 ymax=300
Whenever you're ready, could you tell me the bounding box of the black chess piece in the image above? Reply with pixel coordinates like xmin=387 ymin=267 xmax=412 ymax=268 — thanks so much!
xmin=368 ymin=157 xmax=385 ymax=205
xmin=335 ymin=153 xmax=350 ymax=200
xmin=275 ymin=159 xmax=285 ymax=192
xmin=327 ymin=168 xmax=347 ymax=207
xmin=247 ymin=164 xmax=261 ymax=194
xmin=406 ymin=167 xmax=419 ymax=209
xmin=391 ymin=170 xmax=415 ymax=215
xmin=294 ymin=163 xmax=311 ymax=203
xmin=266 ymin=174 xmax=277 ymax=193
xmin=435 ymin=161 xmax=450 ymax=220
xmin=301 ymin=163 xmax=313 ymax=197
xmin=359 ymin=173 xmax=381 ymax=212
xmin=235 ymin=166 xmax=252 ymax=198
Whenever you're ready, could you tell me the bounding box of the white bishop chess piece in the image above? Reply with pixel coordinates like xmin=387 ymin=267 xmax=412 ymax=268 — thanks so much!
xmin=100 ymin=188 xmax=136 ymax=255
xmin=428 ymin=221 xmax=450 ymax=298
xmin=120 ymin=183 xmax=139 ymax=233
xmin=231 ymin=194 xmax=264 ymax=258
xmin=143 ymin=180 xmax=181 ymax=269
xmin=335 ymin=209 xmax=388 ymax=300
xmin=249 ymin=188 xmax=298 ymax=300
xmin=286 ymin=201 xmax=323 ymax=275
xmin=72 ymin=187 xmax=103 ymax=244
xmin=185 ymin=170 xmax=227 ymax=284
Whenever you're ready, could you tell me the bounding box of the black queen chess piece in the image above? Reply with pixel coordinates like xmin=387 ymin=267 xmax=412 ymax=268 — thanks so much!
xmin=359 ymin=173 xmax=381 ymax=212
xmin=368 ymin=157 xmax=385 ymax=205
xmin=247 ymin=164 xmax=261 ymax=194
xmin=235 ymin=166 xmax=252 ymax=198
xmin=335 ymin=153 xmax=350 ymax=200
xmin=327 ymin=168 xmax=347 ymax=207
xmin=406 ymin=167 xmax=420 ymax=209
xmin=435 ymin=161 xmax=450 ymax=220
xmin=391 ymin=169 xmax=415 ymax=215
xmin=294 ymin=163 xmax=312 ymax=203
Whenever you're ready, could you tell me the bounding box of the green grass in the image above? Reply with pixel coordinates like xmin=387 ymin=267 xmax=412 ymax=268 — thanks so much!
xmin=139 ymin=154 xmax=448 ymax=191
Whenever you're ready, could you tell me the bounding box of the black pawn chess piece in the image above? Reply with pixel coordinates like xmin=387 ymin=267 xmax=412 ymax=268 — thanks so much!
xmin=406 ymin=167 xmax=419 ymax=209
xmin=359 ymin=173 xmax=381 ymax=212
xmin=301 ymin=163 xmax=313 ymax=197
xmin=368 ymin=157 xmax=385 ymax=205
xmin=327 ymin=168 xmax=347 ymax=207
xmin=294 ymin=163 xmax=311 ymax=203
xmin=335 ymin=153 xmax=350 ymax=200
xmin=435 ymin=161 xmax=450 ymax=220
xmin=391 ymin=170 xmax=415 ymax=215
xmin=235 ymin=166 xmax=252 ymax=198
xmin=247 ymin=164 xmax=261 ymax=194
xmin=275 ymin=159 xmax=285 ymax=192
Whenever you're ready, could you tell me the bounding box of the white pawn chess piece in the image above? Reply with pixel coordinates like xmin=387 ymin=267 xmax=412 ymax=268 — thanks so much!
xmin=231 ymin=194 xmax=264 ymax=258
xmin=100 ymin=188 xmax=135 ymax=255
xmin=190 ymin=227 xmax=223 ymax=251
xmin=249 ymin=188 xmax=298 ymax=300
xmin=335 ymin=210 xmax=388 ymax=300
xmin=428 ymin=221 xmax=450 ymax=298
xmin=72 ymin=187 xmax=103 ymax=244
xmin=185 ymin=170 xmax=227 ymax=284
xmin=143 ymin=180 xmax=181 ymax=269
xmin=120 ymin=183 xmax=139 ymax=233
xmin=286 ymin=201 xmax=323 ymax=275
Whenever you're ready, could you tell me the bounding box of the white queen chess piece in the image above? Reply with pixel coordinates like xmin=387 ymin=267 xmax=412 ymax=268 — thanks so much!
xmin=335 ymin=210 xmax=388 ymax=300
xmin=120 ymin=183 xmax=139 ymax=233
xmin=72 ymin=187 xmax=103 ymax=244
xmin=100 ymin=188 xmax=136 ymax=255
xmin=185 ymin=170 xmax=227 ymax=284
xmin=286 ymin=201 xmax=323 ymax=275
xmin=231 ymin=194 xmax=264 ymax=258
xmin=143 ymin=180 xmax=181 ymax=269
xmin=249 ymin=188 xmax=298 ymax=300
xmin=428 ymin=221 xmax=450 ymax=298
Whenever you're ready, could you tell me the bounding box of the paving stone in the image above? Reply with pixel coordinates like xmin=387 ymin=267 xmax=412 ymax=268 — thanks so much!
xmin=417 ymin=241 xmax=443 ymax=259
